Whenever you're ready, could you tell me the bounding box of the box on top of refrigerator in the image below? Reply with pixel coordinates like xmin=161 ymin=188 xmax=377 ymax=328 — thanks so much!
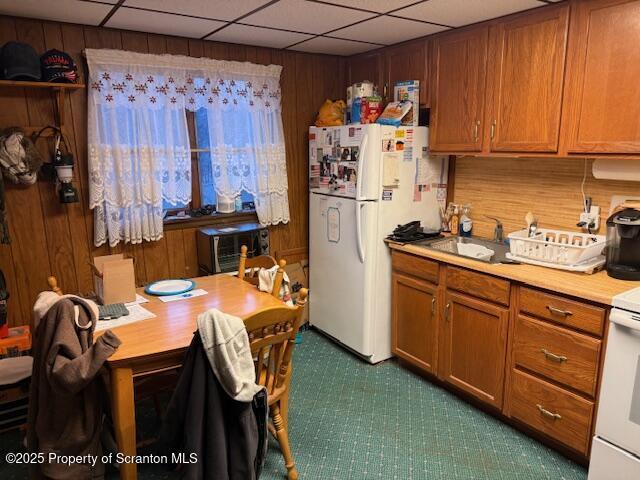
xmin=394 ymin=80 xmax=419 ymax=127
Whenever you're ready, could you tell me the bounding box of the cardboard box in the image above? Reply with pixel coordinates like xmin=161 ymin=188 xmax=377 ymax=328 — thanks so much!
xmin=285 ymin=261 xmax=309 ymax=324
xmin=91 ymin=254 xmax=136 ymax=305
xmin=394 ymin=80 xmax=420 ymax=126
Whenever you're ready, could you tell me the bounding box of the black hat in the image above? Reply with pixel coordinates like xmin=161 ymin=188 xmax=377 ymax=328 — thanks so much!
xmin=41 ymin=49 xmax=78 ymax=83
xmin=1 ymin=42 xmax=41 ymax=81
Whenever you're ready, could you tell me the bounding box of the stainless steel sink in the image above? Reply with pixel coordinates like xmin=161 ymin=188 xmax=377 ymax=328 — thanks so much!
xmin=414 ymin=235 xmax=514 ymax=264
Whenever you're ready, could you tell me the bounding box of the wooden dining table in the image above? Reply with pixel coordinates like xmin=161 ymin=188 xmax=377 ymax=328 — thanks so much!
xmin=100 ymin=274 xmax=285 ymax=480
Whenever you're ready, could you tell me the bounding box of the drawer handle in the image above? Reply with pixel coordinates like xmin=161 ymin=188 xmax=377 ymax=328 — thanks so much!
xmin=445 ymin=303 xmax=451 ymax=321
xmin=547 ymin=305 xmax=573 ymax=317
xmin=537 ymin=404 xmax=562 ymax=420
xmin=541 ymin=349 xmax=568 ymax=363
xmin=431 ymin=297 xmax=436 ymax=316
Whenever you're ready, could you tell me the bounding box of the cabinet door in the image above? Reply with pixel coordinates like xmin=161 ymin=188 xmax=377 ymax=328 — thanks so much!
xmin=391 ymin=272 xmax=438 ymax=374
xmin=563 ymin=0 xmax=640 ymax=154
xmin=440 ymin=290 xmax=509 ymax=408
xmin=430 ymin=27 xmax=489 ymax=152
xmin=347 ymin=52 xmax=383 ymax=94
xmin=385 ymin=40 xmax=428 ymax=106
xmin=487 ymin=5 xmax=569 ymax=152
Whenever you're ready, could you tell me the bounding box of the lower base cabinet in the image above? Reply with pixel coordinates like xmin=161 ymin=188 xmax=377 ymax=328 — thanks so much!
xmin=507 ymin=369 xmax=594 ymax=455
xmin=390 ymin=250 xmax=607 ymax=460
xmin=439 ymin=290 xmax=509 ymax=409
xmin=391 ymin=272 xmax=438 ymax=374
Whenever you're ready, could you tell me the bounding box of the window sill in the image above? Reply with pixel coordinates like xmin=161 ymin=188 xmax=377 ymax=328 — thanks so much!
xmin=163 ymin=210 xmax=259 ymax=231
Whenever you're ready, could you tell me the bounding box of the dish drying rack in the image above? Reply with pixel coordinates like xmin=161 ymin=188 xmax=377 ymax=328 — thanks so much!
xmin=506 ymin=228 xmax=607 ymax=273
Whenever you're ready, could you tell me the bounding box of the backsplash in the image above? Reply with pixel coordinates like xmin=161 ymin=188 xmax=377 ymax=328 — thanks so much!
xmin=452 ymin=157 xmax=640 ymax=239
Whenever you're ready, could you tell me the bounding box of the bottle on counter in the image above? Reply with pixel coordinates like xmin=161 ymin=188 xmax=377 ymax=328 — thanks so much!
xmin=450 ymin=204 xmax=460 ymax=234
xmin=459 ymin=204 xmax=473 ymax=237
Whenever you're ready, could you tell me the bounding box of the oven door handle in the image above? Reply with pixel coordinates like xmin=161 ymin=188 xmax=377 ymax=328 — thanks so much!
xmin=610 ymin=311 xmax=640 ymax=332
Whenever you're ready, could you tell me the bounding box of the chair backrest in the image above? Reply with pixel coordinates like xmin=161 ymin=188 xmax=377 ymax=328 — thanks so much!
xmin=237 ymin=245 xmax=286 ymax=299
xmin=245 ymin=288 xmax=308 ymax=401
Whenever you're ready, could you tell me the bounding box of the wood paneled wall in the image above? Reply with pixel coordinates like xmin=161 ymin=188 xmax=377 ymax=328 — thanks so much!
xmin=452 ymin=157 xmax=640 ymax=239
xmin=0 ymin=15 xmax=345 ymax=327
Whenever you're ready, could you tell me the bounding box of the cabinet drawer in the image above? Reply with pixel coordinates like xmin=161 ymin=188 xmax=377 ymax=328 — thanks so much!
xmin=519 ymin=287 xmax=606 ymax=336
xmin=514 ymin=315 xmax=601 ymax=397
xmin=509 ymin=369 xmax=594 ymax=455
xmin=446 ymin=266 xmax=510 ymax=306
xmin=392 ymin=251 xmax=439 ymax=284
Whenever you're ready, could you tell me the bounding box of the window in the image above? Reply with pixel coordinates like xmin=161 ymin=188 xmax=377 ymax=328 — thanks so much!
xmin=87 ymin=48 xmax=288 ymax=246
xmin=162 ymin=108 xmax=255 ymax=216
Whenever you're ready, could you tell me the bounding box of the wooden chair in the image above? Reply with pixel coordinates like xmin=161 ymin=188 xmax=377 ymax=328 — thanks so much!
xmin=245 ymin=288 xmax=308 ymax=480
xmin=47 ymin=276 xmax=62 ymax=295
xmin=46 ymin=277 xmax=174 ymax=443
xmin=237 ymin=245 xmax=287 ymax=299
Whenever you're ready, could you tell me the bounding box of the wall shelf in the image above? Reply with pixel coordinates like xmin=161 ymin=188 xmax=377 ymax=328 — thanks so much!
xmin=0 ymin=80 xmax=85 ymax=90
xmin=0 ymin=80 xmax=85 ymax=134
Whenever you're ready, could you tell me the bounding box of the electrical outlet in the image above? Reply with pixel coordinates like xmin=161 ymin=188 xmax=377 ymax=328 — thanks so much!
xmin=578 ymin=206 xmax=600 ymax=231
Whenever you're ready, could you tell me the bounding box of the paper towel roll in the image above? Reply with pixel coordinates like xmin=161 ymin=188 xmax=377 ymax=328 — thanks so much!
xmin=593 ymin=159 xmax=640 ymax=181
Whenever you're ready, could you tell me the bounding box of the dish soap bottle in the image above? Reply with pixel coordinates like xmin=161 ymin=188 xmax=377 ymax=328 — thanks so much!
xmin=459 ymin=204 xmax=473 ymax=237
xmin=450 ymin=204 xmax=460 ymax=234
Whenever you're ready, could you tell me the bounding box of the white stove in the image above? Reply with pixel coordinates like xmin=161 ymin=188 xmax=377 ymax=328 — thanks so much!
xmin=588 ymin=287 xmax=640 ymax=480
xmin=612 ymin=286 xmax=640 ymax=313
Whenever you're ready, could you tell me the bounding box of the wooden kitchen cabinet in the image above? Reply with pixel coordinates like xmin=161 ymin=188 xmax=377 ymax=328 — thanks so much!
xmin=439 ymin=289 xmax=509 ymax=409
xmin=347 ymin=51 xmax=384 ymax=96
xmin=389 ymin=248 xmax=612 ymax=459
xmin=430 ymin=27 xmax=489 ymax=152
xmin=512 ymin=315 xmax=601 ymax=397
xmin=508 ymin=369 xmax=594 ymax=455
xmin=391 ymin=272 xmax=438 ymax=374
xmin=486 ymin=5 xmax=569 ymax=152
xmin=562 ymin=0 xmax=640 ymax=154
xmin=384 ymin=40 xmax=428 ymax=106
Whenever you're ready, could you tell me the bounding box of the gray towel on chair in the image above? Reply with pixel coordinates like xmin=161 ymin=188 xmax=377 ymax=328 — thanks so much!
xmin=197 ymin=308 xmax=263 ymax=403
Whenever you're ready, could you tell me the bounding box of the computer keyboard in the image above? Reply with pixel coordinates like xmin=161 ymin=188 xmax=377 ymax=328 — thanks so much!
xmin=98 ymin=303 xmax=129 ymax=320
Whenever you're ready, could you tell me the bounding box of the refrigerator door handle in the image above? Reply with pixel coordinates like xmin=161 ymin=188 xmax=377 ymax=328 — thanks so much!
xmin=356 ymin=134 xmax=369 ymax=201
xmin=356 ymin=202 xmax=366 ymax=264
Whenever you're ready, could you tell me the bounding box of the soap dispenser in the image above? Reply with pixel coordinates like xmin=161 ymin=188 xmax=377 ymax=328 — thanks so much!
xmin=459 ymin=204 xmax=473 ymax=237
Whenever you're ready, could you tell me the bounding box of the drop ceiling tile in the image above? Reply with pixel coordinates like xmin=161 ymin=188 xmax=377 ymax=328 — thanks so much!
xmin=331 ymin=15 xmax=448 ymax=45
xmin=123 ymin=0 xmax=272 ymax=21
xmin=393 ymin=0 xmax=543 ymax=28
xmin=289 ymin=36 xmax=380 ymax=55
xmin=107 ymin=7 xmax=227 ymax=38
xmin=316 ymin=0 xmax=420 ymax=14
xmin=0 ymin=0 xmax=112 ymax=26
xmin=241 ymin=0 xmax=375 ymax=34
xmin=207 ymin=23 xmax=313 ymax=48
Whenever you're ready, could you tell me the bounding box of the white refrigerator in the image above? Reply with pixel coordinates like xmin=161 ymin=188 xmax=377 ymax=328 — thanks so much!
xmin=308 ymin=124 xmax=447 ymax=363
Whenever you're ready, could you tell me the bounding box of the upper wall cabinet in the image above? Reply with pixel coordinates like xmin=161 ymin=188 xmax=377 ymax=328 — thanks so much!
xmin=384 ymin=40 xmax=428 ymax=106
xmin=348 ymin=51 xmax=384 ymax=95
xmin=486 ymin=5 xmax=569 ymax=153
xmin=562 ymin=0 xmax=640 ymax=154
xmin=430 ymin=27 xmax=489 ymax=152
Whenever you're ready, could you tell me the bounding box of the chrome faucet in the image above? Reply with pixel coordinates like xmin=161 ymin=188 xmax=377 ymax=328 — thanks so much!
xmin=486 ymin=216 xmax=504 ymax=243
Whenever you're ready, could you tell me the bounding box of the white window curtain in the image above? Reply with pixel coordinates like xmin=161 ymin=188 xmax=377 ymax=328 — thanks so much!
xmin=86 ymin=49 xmax=289 ymax=247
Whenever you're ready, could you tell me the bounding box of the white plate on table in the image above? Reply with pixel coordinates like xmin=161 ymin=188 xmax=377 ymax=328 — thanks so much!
xmin=144 ymin=279 xmax=195 ymax=296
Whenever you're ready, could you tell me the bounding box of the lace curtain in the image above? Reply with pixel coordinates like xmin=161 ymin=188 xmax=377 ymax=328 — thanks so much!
xmin=86 ymin=49 xmax=289 ymax=247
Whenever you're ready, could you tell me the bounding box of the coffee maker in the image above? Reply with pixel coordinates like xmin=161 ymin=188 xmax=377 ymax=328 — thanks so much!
xmin=606 ymin=207 xmax=640 ymax=280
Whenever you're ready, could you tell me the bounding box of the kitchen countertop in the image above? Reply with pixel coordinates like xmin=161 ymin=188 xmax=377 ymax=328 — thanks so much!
xmin=388 ymin=242 xmax=638 ymax=306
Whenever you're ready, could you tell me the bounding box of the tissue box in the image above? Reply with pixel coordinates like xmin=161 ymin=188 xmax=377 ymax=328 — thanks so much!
xmin=91 ymin=254 xmax=136 ymax=305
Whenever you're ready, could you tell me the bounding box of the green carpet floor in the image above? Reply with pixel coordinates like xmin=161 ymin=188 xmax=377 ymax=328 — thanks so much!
xmin=0 ymin=330 xmax=587 ymax=479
